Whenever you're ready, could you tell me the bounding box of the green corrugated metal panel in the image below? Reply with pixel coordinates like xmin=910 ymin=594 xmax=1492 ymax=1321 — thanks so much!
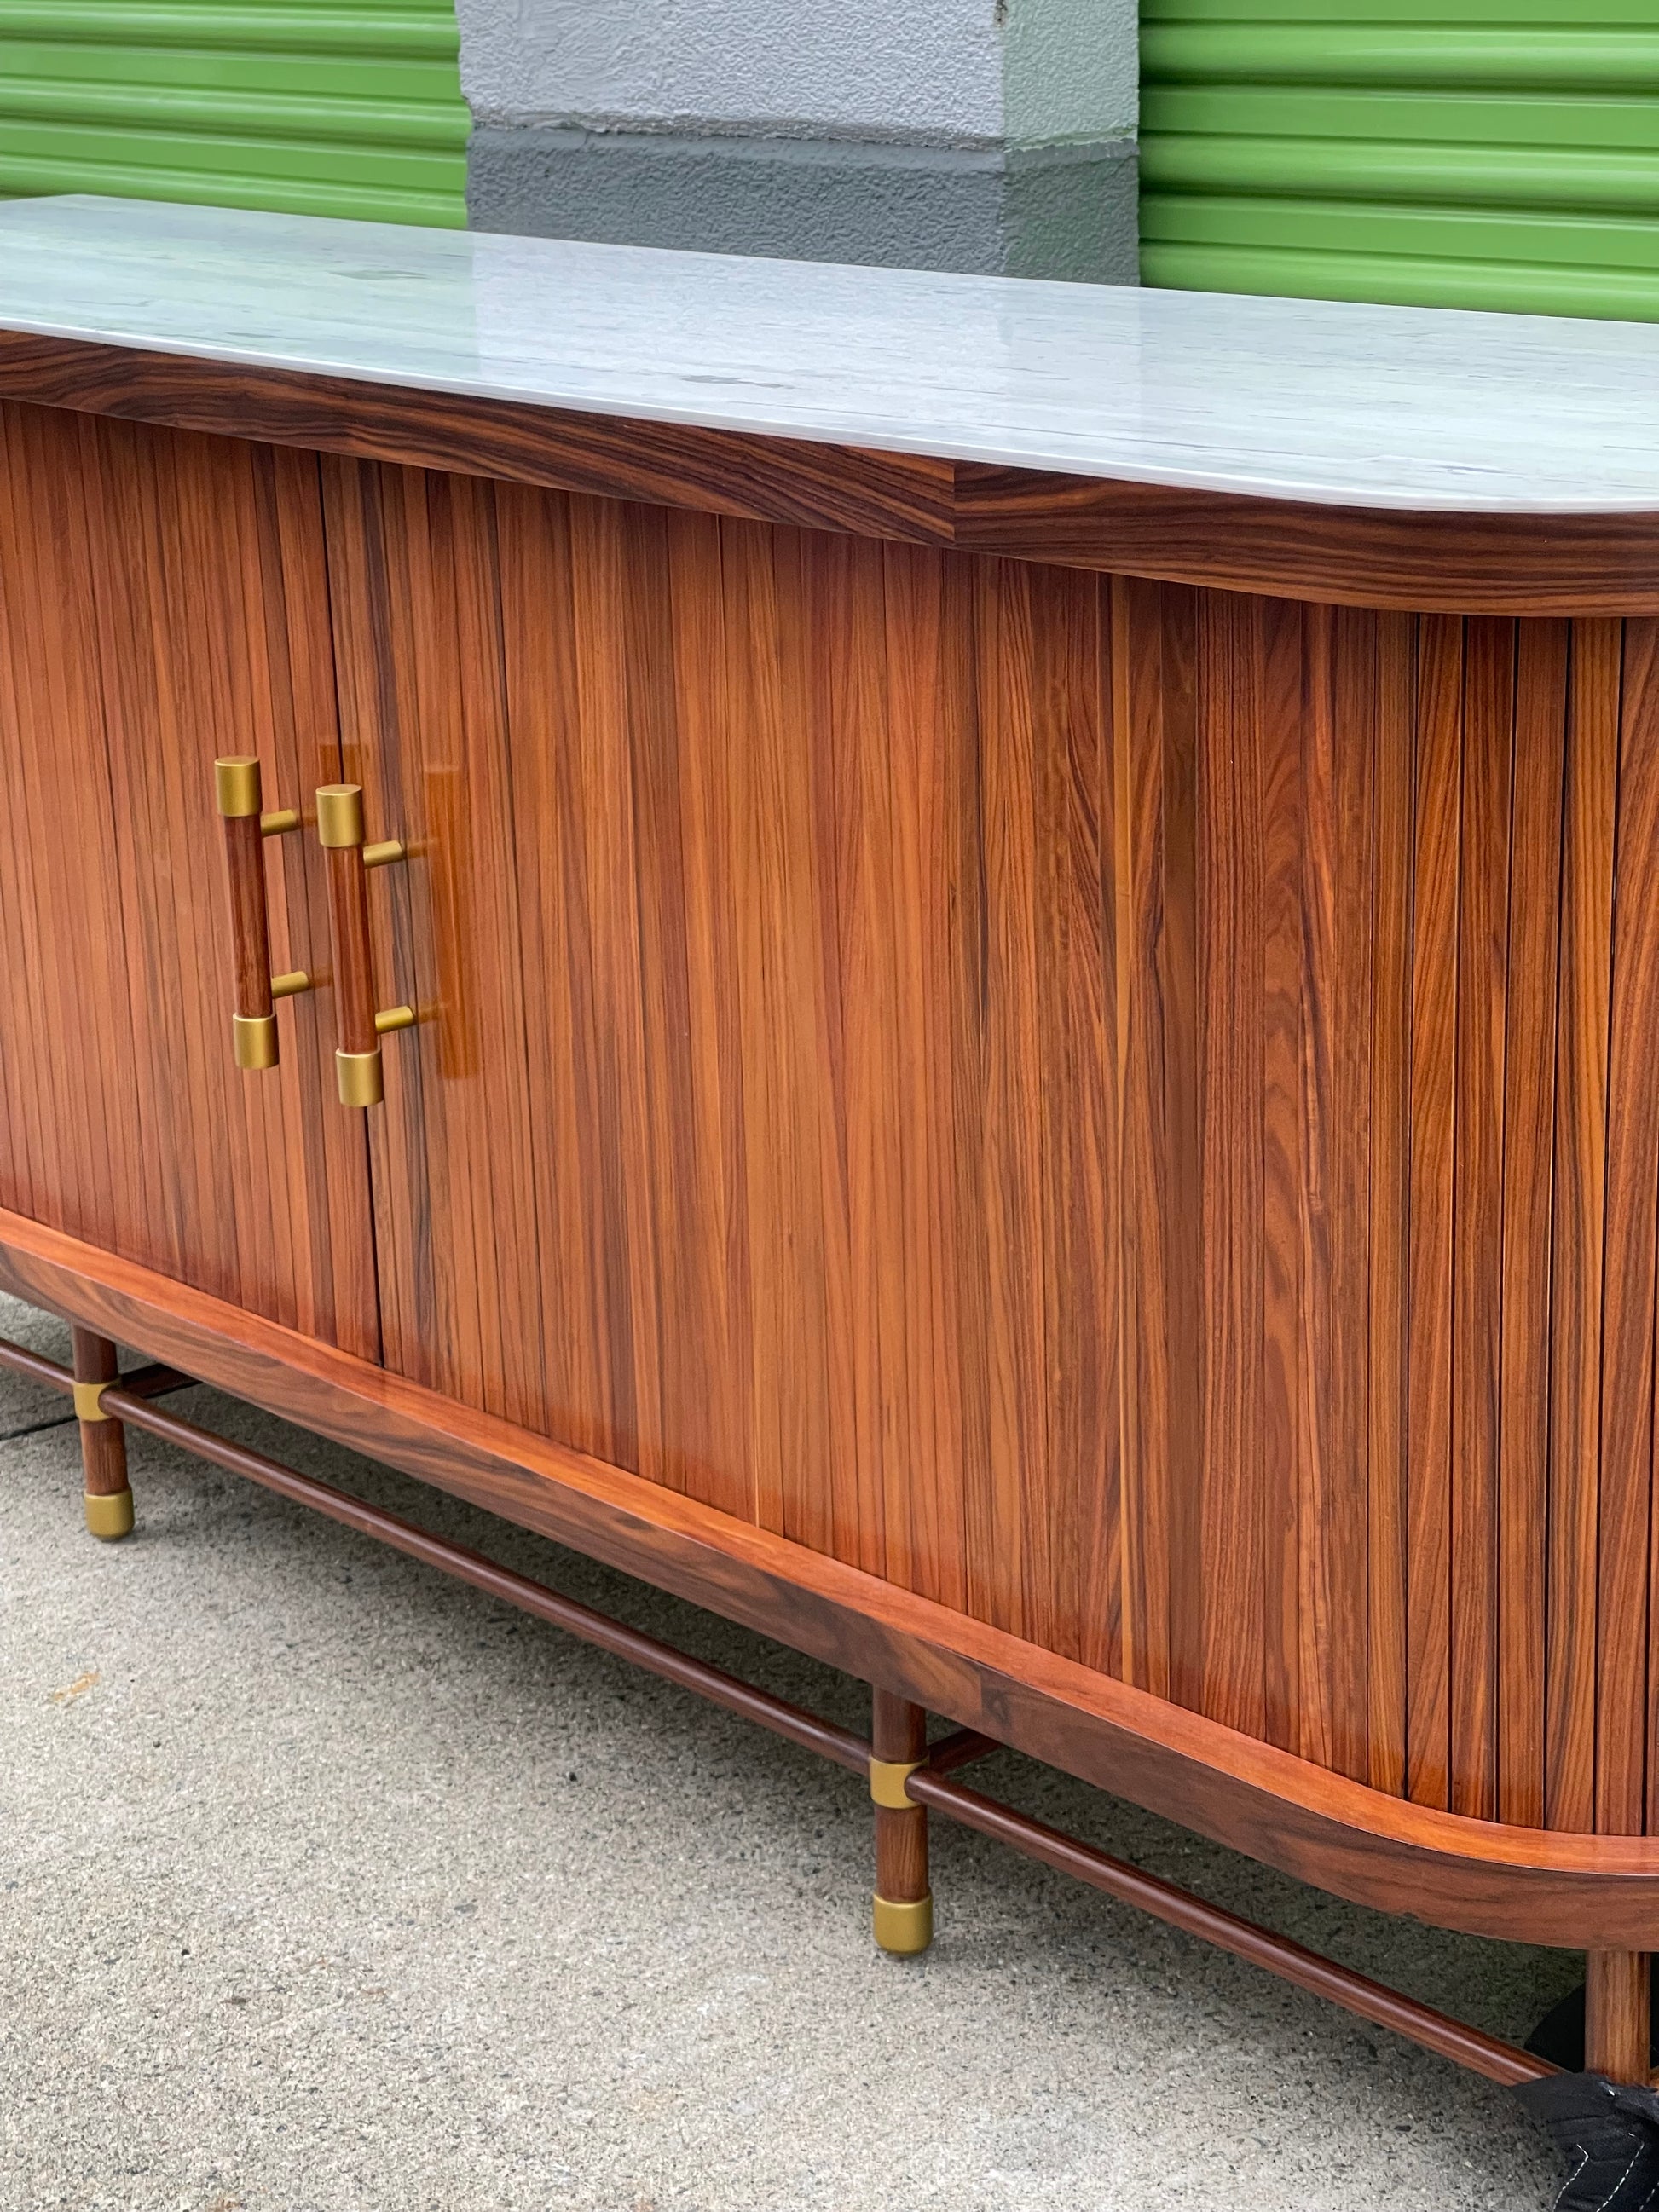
xmin=1141 ymin=0 xmax=1659 ymax=319
xmin=0 ymin=2 xmax=468 ymax=228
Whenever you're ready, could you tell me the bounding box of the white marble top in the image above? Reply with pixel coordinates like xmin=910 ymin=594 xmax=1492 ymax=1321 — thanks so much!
xmin=3 ymin=194 xmax=1659 ymax=515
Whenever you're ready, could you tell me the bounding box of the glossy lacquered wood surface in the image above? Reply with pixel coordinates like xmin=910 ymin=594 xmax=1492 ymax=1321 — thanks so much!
xmin=322 ymin=465 xmax=1126 ymax=1665
xmin=0 ymin=337 xmax=955 ymax=550
xmin=2 ymin=337 xmax=1657 ymax=617
xmin=10 ymin=1201 xmax=1659 ymax=1946
xmin=0 ymin=402 xmax=377 ymax=1355
xmin=17 ymin=393 xmax=1659 ymax=1888
xmin=314 ymin=466 xmax=1659 ymax=1843
xmin=954 ymin=465 xmax=1659 ymax=619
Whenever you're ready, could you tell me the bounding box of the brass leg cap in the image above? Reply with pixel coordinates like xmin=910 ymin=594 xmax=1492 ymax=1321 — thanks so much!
xmin=873 ymin=1891 xmax=933 ymax=1955
xmin=84 ymin=1487 xmax=134 ymax=1541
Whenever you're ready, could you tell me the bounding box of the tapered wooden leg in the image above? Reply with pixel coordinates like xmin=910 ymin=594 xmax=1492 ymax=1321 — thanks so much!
xmin=72 ymin=1325 xmax=132 ymax=1540
xmin=870 ymin=1687 xmax=932 ymax=1955
xmin=1587 ymin=1950 xmax=1651 ymax=2082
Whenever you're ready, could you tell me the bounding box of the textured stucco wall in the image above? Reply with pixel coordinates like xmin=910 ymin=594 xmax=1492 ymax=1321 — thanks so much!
xmin=458 ymin=0 xmax=1139 ymax=280
xmin=459 ymin=0 xmax=1006 ymax=143
xmin=1004 ymin=0 xmax=1136 ymax=145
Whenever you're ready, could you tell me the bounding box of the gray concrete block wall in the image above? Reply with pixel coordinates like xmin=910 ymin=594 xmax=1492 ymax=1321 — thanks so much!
xmin=455 ymin=0 xmax=1139 ymax=282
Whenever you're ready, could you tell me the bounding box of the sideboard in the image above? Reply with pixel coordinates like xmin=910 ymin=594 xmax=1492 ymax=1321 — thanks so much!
xmin=8 ymin=193 xmax=1659 ymax=2109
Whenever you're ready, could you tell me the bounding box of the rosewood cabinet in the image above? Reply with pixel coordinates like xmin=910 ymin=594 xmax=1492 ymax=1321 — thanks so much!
xmin=9 ymin=195 xmax=1659 ymax=2117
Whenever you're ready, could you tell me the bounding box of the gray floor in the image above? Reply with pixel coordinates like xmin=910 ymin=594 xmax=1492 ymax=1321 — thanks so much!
xmin=1 ymin=1289 xmax=1575 ymax=2209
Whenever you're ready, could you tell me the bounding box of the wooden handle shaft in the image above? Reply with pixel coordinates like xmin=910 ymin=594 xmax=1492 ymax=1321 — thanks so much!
xmin=222 ymin=810 xmax=275 ymax=1024
xmin=316 ymin=782 xmax=409 ymax=1106
xmin=325 ymin=841 xmax=378 ymax=1057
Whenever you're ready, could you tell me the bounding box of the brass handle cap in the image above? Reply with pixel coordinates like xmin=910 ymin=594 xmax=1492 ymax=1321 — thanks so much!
xmin=315 ymin=784 xmax=366 ymax=849
xmin=215 ymin=756 xmax=263 ymax=818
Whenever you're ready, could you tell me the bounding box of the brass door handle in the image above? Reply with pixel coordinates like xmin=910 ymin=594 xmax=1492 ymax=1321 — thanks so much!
xmin=214 ymin=756 xmax=313 ymax=1070
xmin=315 ymin=783 xmax=413 ymax=1107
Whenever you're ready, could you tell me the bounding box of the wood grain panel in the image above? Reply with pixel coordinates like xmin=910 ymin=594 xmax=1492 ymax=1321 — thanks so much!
xmin=24 ymin=392 xmax=1659 ymax=1839
xmin=0 ymin=401 xmax=375 ymax=1354
xmin=311 ymin=466 xmax=1659 ymax=1834
xmin=326 ymin=469 xmax=1130 ymax=1662
xmin=11 ymin=336 xmax=1659 ymax=617
xmin=0 ymin=343 xmax=954 ymax=547
xmin=953 ymin=463 xmax=1659 ymax=619
xmin=0 ymin=405 xmax=128 ymax=1250
xmin=322 ymin=460 xmax=544 ymax=1423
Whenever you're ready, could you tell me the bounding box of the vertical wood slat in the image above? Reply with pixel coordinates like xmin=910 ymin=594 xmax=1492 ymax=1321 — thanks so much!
xmin=1547 ymin=621 xmax=1620 ymax=1833
xmin=794 ymin=526 xmax=894 ymax=1579
xmin=881 ymin=541 xmax=970 ymax=1615
xmin=968 ymin=556 xmax=1046 ymax=1641
xmin=655 ymin=508 xmax=754 ymax=1521
xmin=1498 ymin=621 xmax=1569 ymax=1831
xmin=722 ymin=516 xmax=837 ymax=1551
xmin=1308 ymin=608 xmax=1377 ymax=1783
xmin=1367 ymin=611 xmax=1416 ymax=1801
xmin=1450 ymin=618 xmax=1515 ymax=1824
xmin=1027 ymin=564 xmax=1119 ymax=1673
xmin=1260 ymin=597 xmax=1306 ymax=1759
xmin=592 ymin=494 xmax=665 ymax=1453
xmin=1114 ymin=578 xmax=1201 ymax=1705
xmin=1601 ymin=620 xmax=1659 ymax=1835
xmin=1407 ymin=616 xmax=1465 ymax=1811
xmin=1195 ymin=590 xmax=1267 ymax=1736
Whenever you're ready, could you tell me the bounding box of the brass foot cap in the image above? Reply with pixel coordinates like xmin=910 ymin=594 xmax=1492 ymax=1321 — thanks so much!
xmin=873 ymin=1891 xmax=933 ymax=1955
xmin=84 ymin=1487 xmax=134 ymax=1541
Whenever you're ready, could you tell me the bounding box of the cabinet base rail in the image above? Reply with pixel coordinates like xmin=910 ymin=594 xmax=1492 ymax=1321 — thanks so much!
xmin=0 ymin=1325 xmax=1560 ymax=2091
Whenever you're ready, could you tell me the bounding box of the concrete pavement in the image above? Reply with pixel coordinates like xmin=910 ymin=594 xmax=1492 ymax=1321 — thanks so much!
xmin=0 ymin=1291 xmax=1570 ymax=2209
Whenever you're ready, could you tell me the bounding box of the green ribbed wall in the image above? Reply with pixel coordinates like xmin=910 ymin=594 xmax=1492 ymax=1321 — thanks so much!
xmin=1141 ymin=0 xmax=1659 ymax=320
xmin=0 ymin=1 xmax=468 ymax=228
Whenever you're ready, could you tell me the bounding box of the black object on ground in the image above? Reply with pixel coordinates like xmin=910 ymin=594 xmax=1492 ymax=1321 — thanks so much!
xmin=1515 ymin=2072 xmax=1659 ymax=2211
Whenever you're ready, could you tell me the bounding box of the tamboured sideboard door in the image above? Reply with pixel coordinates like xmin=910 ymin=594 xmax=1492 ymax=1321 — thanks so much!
xmin=0 ymin=402 xmax=378 ymax=1358
xmin=318 ymin=454 xmax=1122 ymax=1669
